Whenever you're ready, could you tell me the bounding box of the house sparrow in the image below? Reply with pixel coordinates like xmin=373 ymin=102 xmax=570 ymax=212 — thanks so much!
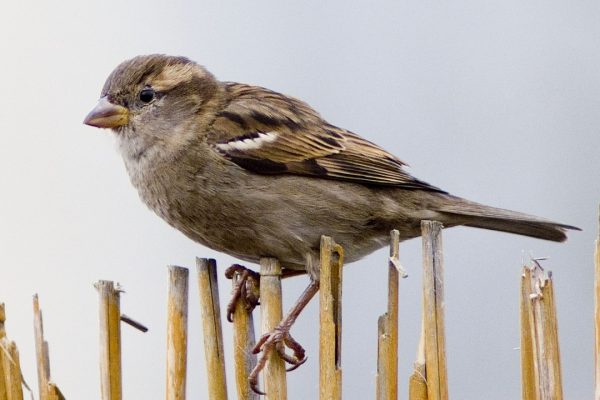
xmin=84 ymin=54 xmax=578 ymax=391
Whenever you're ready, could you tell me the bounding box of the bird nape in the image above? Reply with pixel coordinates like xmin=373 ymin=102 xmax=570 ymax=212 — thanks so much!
xmin=84 ymin=54 xmax=579 ymax=393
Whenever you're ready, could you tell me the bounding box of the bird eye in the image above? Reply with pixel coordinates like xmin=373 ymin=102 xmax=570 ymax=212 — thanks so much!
xmin=139 ymin=88 xmax=155 ymax=103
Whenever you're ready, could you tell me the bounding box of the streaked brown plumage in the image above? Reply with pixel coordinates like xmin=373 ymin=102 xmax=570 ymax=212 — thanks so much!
xmin=210 ymin=82 xmax=436 ymax=189
xmin=84 ymin=54 xmax=578 ymax=277
xmin=85 ymin=54 xmax=579 ymax=391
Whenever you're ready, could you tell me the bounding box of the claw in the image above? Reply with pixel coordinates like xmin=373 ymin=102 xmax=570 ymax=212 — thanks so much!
xmin=224 ymin=264 xmax=260 ymax=322
xmin=248 ymin=324 xmax=308 ymax=394
xmin=247 ymin=278 xmax=320 ymax=395
xmin=285 ymin=356 xmax=307 ymax=372
xmin=251 ymin=332 xmax=271 ymax=354
xmin=249 ymin=371 xmax=266 ymax=396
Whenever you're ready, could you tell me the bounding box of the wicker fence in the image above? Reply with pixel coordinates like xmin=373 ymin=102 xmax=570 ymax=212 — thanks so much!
xmin=1 ymin=217 xmax=598 ymax=399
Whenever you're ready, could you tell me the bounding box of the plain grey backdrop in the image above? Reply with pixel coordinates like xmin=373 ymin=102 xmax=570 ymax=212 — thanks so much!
xmin=1 ymin=1 xmax=598 ymax=399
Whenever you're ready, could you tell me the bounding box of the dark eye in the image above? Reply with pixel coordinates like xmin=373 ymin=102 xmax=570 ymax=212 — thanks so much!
xmin=139 ymin=88 xmax=155 ymax=103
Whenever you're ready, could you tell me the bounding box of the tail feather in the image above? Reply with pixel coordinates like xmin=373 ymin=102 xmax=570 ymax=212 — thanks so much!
xmin=437 ymin=197 xmax=580 ymax=242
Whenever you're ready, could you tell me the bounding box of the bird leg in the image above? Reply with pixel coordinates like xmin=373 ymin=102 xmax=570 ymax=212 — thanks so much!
xmin=224 ymin=264 xmax=261 ymax=323
xmin=249 ymin=279 xmax=319 ymax=395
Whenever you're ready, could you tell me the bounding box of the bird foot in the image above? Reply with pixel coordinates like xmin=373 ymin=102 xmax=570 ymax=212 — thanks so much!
xmin=248 ymin=324 xmax=307 ymax=394
xmin=224 ymin=264 xmax=260 ymax=322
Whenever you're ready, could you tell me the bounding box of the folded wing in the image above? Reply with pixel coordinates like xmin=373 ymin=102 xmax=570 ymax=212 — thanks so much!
xmin=209 ymin=83 xmax=443 ymax=191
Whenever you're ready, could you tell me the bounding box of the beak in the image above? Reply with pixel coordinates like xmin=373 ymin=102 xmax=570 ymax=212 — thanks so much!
xmin=83 ymin=96 xmax=129 ymax=128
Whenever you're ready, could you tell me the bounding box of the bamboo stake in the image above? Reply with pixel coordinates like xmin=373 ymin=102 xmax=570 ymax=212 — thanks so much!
xmin=376 ymin=316 xmax=388 ymax=400
xmin=1 ymin=341 xmax=23 ymax=400
xmin=197 ymin=258 xmax=228 ymax=400
xmin=0 ymin=357 xmax=5 ymax=400
xmin=520 ymin=268 xmax=537 ymax=400
xmin=541 ymin=274 xmax=562 ymax=399
xmin=595 ymin=205 xmax=600 ymax=400
xmin=230 ymin=271 xmax=259 ymax=400
xmin=408 ymin=321 xmax=428 ymax=400
xmin=0 ymin=304 xmax=7 ymax=400
xmin=47 ymin=383 xmax=65 ymax=400
xmin=259 ymin=257 xmax=287 ymax=400
xmin=376 ymin=230 xmax=401 ymax=400
xmin=33 ymin=294 xmax=50 ymax=400
xmin=166 ymin=266 xmax=189 ymax=400
xmin=96 ymin=280 xmax=122 ymax=400
xmin=523 ymin=262 xmax=563 ymax=400
xmin=319 ymin=236 xmax=344 ymax=400
xmin=421 ymin=220 xmax=448 ymax=400
xmin=0 ymin=305 xmax=32 ymax=400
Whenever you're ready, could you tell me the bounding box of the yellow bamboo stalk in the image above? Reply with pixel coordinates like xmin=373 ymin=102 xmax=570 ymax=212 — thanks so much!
xmin=3 ymin=341 xmax=23 ymax=400
xmin=540 ymin=275 xmax=562 ymax=398
xmin=47 ymin=383 xmax=65 ymax=400
xmin=0 ymin=308 xmax=34 ymax=400
xmin=196 ymin=258 xmax=228 ymax=400
xmin=376 ymin=316 xmax=388 ymax=400
xmin=33 ymin=294 xmax=50 ymax=400
xmin=0 ymin=358 xmax=6 ymax=400
xmin=319 ymin=235 xmax=343 ymax=400
xmin=0 ymin=306 xmax=3 ymax=341
xmin=530 ymin=264 xmax=562 ymax=400
xmin=522 ymin=262 xmax=563 ymax=400
xmin=166 ymin=266 xmax=189 ymax=400
xmin=595 ymin=205 xmax=600 ymax=400
xmin=376 ymin=230 xmax=400 ymax=400
xmin=408 ymin=320 xmax=428 ymax=400
xmin=230 ymin=270 xmax=259 ymax=400
xmin=520 ymin=268 xmax=537 ymax=400
xmin=259 ymin=257 xmax=287 ymax=400
xmin=525 ymin=265 xmax=543 ymax=399
xmin=96 ymin=280 xmax=122 ymax=400
xmin=0 ymin=303 xmax=7 ymax=400
xmin=421 ymin=220 xmax=448 ymax=400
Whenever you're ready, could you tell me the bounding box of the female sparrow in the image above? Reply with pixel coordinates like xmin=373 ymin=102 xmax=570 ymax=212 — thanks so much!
xmin=84 ymin=54 xmax=577 ymax=392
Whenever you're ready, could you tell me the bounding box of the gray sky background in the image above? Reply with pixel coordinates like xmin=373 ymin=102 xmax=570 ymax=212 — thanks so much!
xmin=1 ymin=1 xmax=599 ymax=399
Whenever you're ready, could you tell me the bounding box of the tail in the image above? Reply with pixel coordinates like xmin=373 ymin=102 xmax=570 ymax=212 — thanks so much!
xmin=436 ymin=196 xmax=580 ymax=242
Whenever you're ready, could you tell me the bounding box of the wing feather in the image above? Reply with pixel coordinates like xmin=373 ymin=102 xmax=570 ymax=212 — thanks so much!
xmin=208 ymin=83 xmax=443 ymax=192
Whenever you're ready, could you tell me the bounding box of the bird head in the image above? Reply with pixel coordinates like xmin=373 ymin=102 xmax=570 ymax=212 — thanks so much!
xmin=84 ymin=54 xmax=219 ymax=138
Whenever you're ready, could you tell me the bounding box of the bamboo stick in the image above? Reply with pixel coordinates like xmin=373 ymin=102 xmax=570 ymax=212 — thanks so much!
xmin=166 ymin=266 xmax=189 ymax=400
xmin=33 ymin=294 xmax=50 ymax=400
xmin=421 ymin=220 xmax=448 ymax=400
xmin=47 ymin=383 xmax=65 ymax=400
xmin=0 ymin=304 xmax=7 ymax=400
xmin=376 ymin=230 xmax=401 ymax=400
xmin=230 ymin=270 xmax=259 ymax=400
xmin=0 ymin=304 xmax=38 ymax=400
xmin=197 ymin=258 xmax=228 ymax=400
xmin=595 ymin=205 xmax=600 ymax=400
xmin=1 ymin=341 xmax=23 ymax=400
xmin=0 ymin=358 xmax=6 ymax=400
xmin=408 ymin=320 xmax=428 ymax=400
xmin=319 ymin=235 xmax=344 ymax=400
xmin=96 ymin=280 xmax=122 ymax=400
xmin=520 ymin=268 xmax=537 ymax=400
xmin=540 ymin=274 xmax=562 ymax=399
xmin=0 ymin=305 xmax=4 ymax=339
xmin=524 ymin=262 xmax=563 ymax=400
xmin=0 ymin=304 xmax=22 ymax=400
xmin=259 ymin=257 xmax=287 ymax=400
xmin=376 ymin=316 xmax=388 ymax=400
